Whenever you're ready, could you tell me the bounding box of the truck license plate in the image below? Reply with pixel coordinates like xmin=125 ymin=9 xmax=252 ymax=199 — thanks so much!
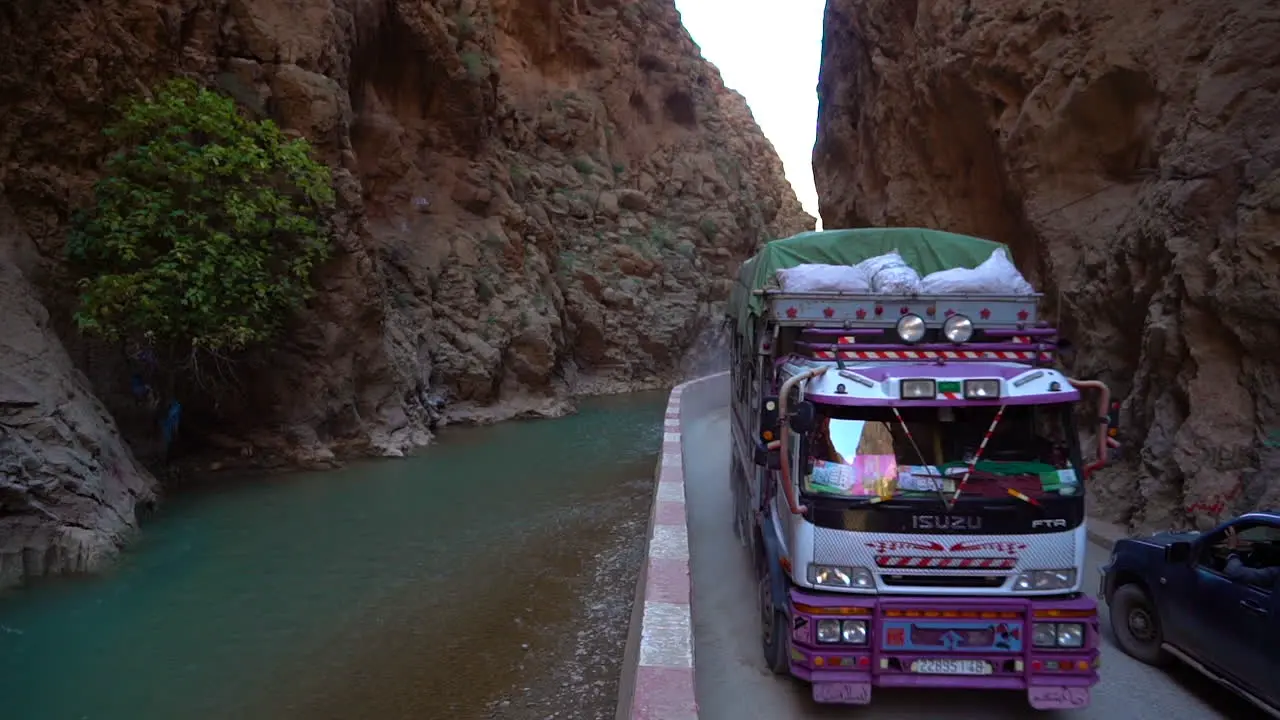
xmin=910 ymin=658 xmax=992 ymax=675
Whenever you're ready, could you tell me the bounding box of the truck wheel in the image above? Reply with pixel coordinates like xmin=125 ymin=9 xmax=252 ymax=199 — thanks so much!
xmin=1109 ymin=583 xmax=1171 ymax=666
xmin=729 ymin=458 xmax=746 ymax=545
xmin=731 ymin=476 xmax=745 ymax=544
xmin=759 ymin=574 xmax=790 ymax=674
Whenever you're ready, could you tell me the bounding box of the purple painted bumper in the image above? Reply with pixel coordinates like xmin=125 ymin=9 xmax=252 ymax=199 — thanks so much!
xmin=787 ymin=589 xmax=1099 ymax=710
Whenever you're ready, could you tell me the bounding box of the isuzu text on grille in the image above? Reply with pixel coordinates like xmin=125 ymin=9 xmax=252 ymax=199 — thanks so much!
xmin=911 ymin=515 xmax=982 ymax=531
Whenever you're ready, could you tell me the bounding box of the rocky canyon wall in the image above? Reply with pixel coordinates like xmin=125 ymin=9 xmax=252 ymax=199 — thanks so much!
xmin=0 ymin=0 xmax=812 ymax=586
xmin=814 ymin=0 xmax=1280 ymax=530
xmin=0 ymin=207 xmax=157 ymax=588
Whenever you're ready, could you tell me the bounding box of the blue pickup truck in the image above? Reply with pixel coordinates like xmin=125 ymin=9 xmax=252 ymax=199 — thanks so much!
xmin=1099 ymin=511 xmax=1280 ymax=717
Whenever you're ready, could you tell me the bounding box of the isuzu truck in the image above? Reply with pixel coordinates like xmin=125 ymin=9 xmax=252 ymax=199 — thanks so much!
xmin=727 ymin=228 xmax=1112 ymax=710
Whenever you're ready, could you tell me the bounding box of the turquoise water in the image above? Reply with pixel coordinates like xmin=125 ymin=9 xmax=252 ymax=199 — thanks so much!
xmin=0 ymin=391 xmax=666 ymax=720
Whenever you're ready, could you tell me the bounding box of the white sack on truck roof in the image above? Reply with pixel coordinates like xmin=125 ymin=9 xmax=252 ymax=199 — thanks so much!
xmin=919 ymin=247 xmax=1035 ymax=296
xmin=775 ymin=264 xmax=871 ymax=293
xmin=774 ymin=248 xmax=1031 ymax=296
xmin=775 ymin=252 xmax=925 ymax=294
xmin=856 ymin=250 xmax=922 ymax=295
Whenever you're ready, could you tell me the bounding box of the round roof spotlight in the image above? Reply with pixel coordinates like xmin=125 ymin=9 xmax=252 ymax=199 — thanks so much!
xmin=896 ymin=313 xmax=926 ymax=343
xmin=943 ymin=314 xmax=974 ymax=343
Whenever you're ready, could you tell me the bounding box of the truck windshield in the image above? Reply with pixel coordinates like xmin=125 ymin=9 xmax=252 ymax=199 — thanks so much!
xmin=801 ymin=404 xmax=1083 ymax=504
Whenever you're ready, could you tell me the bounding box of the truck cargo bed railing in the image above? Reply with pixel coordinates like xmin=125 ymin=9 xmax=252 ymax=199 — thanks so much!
xmin=794 ymin=324 xmax=1057 ymax=365
xmin=760 ymin=290 xmax=1041 ymax=328
xmin=797 ymin=344 xmax=1056 ymax=363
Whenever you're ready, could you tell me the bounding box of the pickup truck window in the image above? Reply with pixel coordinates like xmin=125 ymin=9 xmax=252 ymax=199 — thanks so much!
xmin=1198 ymin=520 xmax=1280 ymax=589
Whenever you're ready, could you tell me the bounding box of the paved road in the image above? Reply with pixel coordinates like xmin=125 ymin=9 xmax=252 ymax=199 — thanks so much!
xmin=683 ymin=408 xmax=1262 ymax=719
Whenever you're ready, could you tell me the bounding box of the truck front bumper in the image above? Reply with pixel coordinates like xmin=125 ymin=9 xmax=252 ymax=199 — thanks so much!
xmin=787 ymin=588 xmax=1100 ymax=710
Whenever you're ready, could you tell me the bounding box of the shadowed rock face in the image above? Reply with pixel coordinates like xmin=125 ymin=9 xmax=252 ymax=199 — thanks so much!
xmin=814 ymin=0 xmax=1280 ymax=530
xmin=0 ymin=210 xmax=156 ymax=587
xmin=0 ymin=0 xmax=812 ymax=586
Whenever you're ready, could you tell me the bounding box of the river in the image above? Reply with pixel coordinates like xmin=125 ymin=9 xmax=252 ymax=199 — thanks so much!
xmin=0 ymin=390 xmax=667 ymax=720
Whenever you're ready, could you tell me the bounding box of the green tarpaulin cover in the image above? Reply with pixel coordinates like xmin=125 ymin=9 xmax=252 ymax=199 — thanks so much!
xmin=728 ymin=227 xmax=1009 ymax=336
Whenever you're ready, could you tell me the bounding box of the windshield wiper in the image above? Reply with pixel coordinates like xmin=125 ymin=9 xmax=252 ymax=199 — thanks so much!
xmin=948 ymin=405 xmax=1008 ymax=511
xmin=890 ymin=407 xmax=950 ymax=512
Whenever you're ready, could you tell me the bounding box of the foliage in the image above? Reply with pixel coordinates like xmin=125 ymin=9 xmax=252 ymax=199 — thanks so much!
xmin=67 ymin=77 xmax=335 ymax=376
xmin=461 ymin=52 xmax=489 ymax=80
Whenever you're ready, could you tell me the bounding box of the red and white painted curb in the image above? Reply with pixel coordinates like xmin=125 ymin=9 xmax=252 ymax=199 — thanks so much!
xmin=631 ymin=381 xmax=698 ymax=720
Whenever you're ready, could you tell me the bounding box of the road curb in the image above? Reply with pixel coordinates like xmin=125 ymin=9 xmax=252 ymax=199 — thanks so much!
xmin=1086 ymin=517 xmax=1128 ymax=551
xmin=617 ymin=375 xmax=716 ymax=720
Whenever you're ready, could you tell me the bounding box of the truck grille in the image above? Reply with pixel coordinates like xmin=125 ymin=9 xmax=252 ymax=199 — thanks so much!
xmin=880 ymin=574 xmax=1006 ymax=589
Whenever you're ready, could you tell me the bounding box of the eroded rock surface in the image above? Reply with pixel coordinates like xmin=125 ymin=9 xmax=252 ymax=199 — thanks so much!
xmin=0 ymin=0 xmax=811 ymax=585
xmin=0 ymin=207 xmax=156 ymax=587
xmin=814 ymin=0 xmax=1280 ymax=530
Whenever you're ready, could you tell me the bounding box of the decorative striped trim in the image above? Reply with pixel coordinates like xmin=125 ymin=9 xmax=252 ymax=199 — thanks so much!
xmin=631 ymin=380 xmax=698 ymax=720
xmin=812 ymin=336 xmax=1050 ymax=362
xmin=875 ymin=555 xmax=1018 ymax=569
xmin=812 ymin=349 xmax=1052 ymax=361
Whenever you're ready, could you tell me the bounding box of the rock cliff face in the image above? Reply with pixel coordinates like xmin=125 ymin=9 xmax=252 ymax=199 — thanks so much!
xmin=0 ymin=0 xmax=812 ymax=586
xmin=0 ymin=207 xmax=156 ymax=588
xmin=814 ymin=0 xmax=1280 ymax=530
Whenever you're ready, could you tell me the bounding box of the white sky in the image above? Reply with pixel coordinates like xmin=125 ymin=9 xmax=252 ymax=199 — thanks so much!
xmin=674 ymin=0 xmax=827 ymax=224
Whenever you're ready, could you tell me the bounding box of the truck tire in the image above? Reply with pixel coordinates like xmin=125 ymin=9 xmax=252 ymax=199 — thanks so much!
xmin=1109 ymin=583 xmax=1171 ymax=666
xmin=731 ymin=493 xmax=743 ymax=542
xmin=730 ymin=465 xmax=746 ymax=545
xmin=759 ymin=574 xmax=790 ymax=674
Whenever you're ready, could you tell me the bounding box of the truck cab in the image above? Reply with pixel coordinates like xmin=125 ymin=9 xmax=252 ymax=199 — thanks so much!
xmin=726 ymin=229 xmax=1112 ymax=710
xmin=777 ymin=361 xmax=1088 ymax=599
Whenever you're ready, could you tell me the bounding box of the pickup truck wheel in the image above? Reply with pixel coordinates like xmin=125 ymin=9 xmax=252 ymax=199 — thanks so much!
xmin=759 ymin=574 xmax=790 ymax=674
xmin=1110 ymin=583 xmax=1170 ymax=666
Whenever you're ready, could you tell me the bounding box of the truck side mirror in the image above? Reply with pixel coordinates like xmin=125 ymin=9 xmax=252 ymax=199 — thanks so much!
xmin=789 ymin=401 xmax=816 ymax=433
xmin=1165 ymin=541 xmax=1192 ymax=564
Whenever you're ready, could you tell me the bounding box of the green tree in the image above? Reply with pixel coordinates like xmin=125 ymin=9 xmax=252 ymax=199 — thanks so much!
xmin=68 ymin=77 xmax=335 ymax=387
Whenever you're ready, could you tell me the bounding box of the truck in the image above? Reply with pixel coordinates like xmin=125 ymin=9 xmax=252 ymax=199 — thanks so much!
xmin=727 ymin=228 xmax=1113 ymax=710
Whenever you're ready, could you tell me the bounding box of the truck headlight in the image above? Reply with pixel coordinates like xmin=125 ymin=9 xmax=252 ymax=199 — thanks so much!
xmin=896 ymin=314 xmax=926 ymax=343
xmin=943 ymin=314 xmax=973 ymax=343
xmin=841 ymin=619 xmax=868 ymax=644
xmin=1013 ymin=569 xmax=1077 ymax=591
xmin=817 ymin=619 xmax=842 ymax=644
xmin=899 ymin=379 xmax=935 ymax=400
xmin=808 ymin=564 xmax=874 ymax=589
xmin=1032 ymin=622 xmax=1085 ymax=648
xmin=816 ymin=619 xmax=868 ymax=644
xmin=963 ymin=379 xmax=1000 ymax=399
xmin=1032 ymin=623 xmax=1057 ymax=648
xmin=1056 ymin=623 xmax=1085 ymax=648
